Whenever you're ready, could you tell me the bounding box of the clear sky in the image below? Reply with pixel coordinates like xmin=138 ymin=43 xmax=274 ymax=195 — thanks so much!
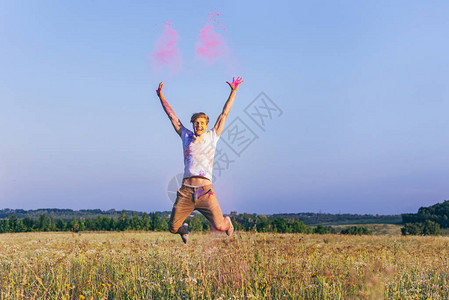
xmin=1 ymin=1 xmax=448 ymax=215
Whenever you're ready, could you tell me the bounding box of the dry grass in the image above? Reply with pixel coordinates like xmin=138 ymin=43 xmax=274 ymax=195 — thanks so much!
xmin=1 ymin=231 xmax=449 ymax=299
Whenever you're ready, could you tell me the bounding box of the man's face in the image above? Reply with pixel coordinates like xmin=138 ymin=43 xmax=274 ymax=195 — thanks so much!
xmin=193 ymin=117 xmax=208 ymax=136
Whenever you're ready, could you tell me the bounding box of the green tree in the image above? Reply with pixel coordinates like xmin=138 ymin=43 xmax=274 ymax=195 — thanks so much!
xmin=101 ymin=216 xmax=113 ymax=231
xmin=3 ymin=218 xmax=10 ymax=232
xmin=150 ymin=212 xmax=161 ymax=231
xmin=256 ymin=215 xmax=269 ymax=232
xmin=341 ymin=226 xmax=371 ymax=235
xmin=69 ymin=217 xmax=79 ymax=232
xmin=422 ymin=220 xmax=440 ymax=235
xmin=272 ymin=218 xmax=287 ymax=233
xmin=141 ymin=213 xmax=150 ymax=230
xmin=118 ymin=211 xmax=129 ymax=231
xmin=15 ymin=220 xmax=26 ymax=232
xmin=37 ymin=214 xmax=49 ymax=231
xmin=79 ymin=218 xmax=86 ymax=231
xmin=23 ymin=217 xmax=34 ymax=231
xmin=291 ymin=220 xmax=308 ymax=233
xmin=313 ymin=225 xmax=327 ymax=234
xmin=48 ymin=215 xmax=57 ymax=231
xmin=56 ymin=218 xmax=66 ymax=231
xmin=131 ymin=213 xmax=141 ymax=230
xmin=402 ymin=221 xmax=440 ymax=236
xmin=159 ymin=215 xmax=169 ymax=231
xmin=9 ymin=215 xmax=18 ymax=232
xmin=189 ymin=214 xmax=205 ymax=232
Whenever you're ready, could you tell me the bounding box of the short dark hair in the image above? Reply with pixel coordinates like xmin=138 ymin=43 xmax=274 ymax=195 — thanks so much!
xmin=190 ymin=112 xmax=209 ymax=124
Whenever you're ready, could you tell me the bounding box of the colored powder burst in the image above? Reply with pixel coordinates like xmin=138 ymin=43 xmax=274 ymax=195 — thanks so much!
xmin=149 ymin=21 xmax=182 ymax=74
xmin=208 ymin=12 xmax=226 ymax=32
xmin=195 ymin=17 xmax=229 ymax=63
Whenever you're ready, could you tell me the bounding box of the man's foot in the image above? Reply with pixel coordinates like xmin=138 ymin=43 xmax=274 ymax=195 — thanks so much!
xmin=225 ymin=216 xmax=234 ymax=236
xmin=179 ymin=223 xmax=189 ymax=244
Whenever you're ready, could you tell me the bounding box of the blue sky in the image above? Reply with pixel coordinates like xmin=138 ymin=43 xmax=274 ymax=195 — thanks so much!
xmin=1 ymin=1 xmax=448 ymax=214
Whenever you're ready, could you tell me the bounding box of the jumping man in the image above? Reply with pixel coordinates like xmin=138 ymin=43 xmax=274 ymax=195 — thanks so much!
xmin=156 ymin=77 xmax=244 ymax=243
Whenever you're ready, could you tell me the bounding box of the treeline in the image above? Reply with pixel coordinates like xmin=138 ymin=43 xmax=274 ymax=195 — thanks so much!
xmin=0 ymin=212 xmax=168 ymax=233
xmin=0 ymin=209 xmax=401 ymax=225
xmin=402 ymin=200 xmax=449 ymax=228
xmin=0 ymin=212 xmax=371 ymax=235
xmin=0 ymin=208 xmax=169 ymax=221
xmin=272 ymin=212 xmax=401 ymax=225
xmin=401 ymin=220 xmax=440 ymax=236
xmin=401 ymin=200 xmax=449 ymax=235
xmin=231 ymin=213 xmax=333 ymax=233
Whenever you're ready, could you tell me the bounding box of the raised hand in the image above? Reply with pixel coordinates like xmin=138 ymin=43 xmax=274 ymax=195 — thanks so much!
xmin=156 ymin=82 xmax=163 ymax=97
xmin=226 ymin=76 xmax=244 ymax=91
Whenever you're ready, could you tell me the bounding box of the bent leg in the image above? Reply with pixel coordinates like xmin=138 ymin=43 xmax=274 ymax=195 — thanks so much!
xmin=168 ymin=187 xmax=194 ymax=234
xmin=196 ymin=187 xmax=231 ymax=232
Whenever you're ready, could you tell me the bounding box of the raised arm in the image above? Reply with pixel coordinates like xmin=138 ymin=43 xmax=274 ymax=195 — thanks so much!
xmin=214 ymin=77 xmax=244 ymax=136
xmin=156 ymin=82 xmax=183 ymax=136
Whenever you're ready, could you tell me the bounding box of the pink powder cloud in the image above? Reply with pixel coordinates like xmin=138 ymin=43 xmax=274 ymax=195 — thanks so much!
xmin=149 ymin=21 xmax=182 ymax=74
xmin=195 ymin=23 xmax=230 ymax=64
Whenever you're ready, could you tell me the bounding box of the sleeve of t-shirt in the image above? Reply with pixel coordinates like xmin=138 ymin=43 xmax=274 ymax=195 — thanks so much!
xmin=180 ymin=126 xmax=190 ymax=140
xmin=211 ymin=127 xmax=220 ymax=142
xmin=181 ymin=126 xmax=195 ymax=145
xmin=180 ymin=126 xmax=186 ymax=139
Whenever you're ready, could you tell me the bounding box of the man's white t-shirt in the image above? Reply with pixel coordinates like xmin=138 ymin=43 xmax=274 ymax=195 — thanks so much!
xmin=180 ymin=126 xmax=220 ymax=181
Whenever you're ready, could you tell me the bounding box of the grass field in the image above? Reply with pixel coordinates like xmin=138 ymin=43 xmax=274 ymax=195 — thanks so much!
xmin=1 ymin=231 xmax=448 ymax=299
